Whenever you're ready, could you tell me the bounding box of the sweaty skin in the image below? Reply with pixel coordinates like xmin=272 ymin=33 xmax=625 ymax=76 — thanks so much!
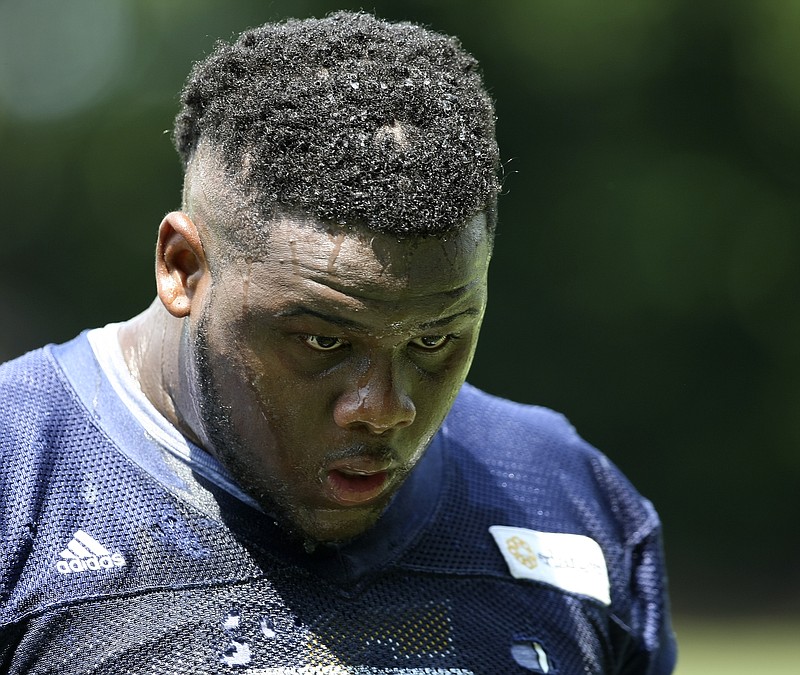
xmin=120 ymin=210 xmax=491 ymax=545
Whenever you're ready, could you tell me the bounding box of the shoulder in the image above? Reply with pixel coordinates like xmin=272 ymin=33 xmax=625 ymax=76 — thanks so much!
xmin=448 ymin=381 xmax=583 ymax=448
xmin=0 ymin=344 xmax=72 ymax=446
xmin=446 ymin=382 xmax=609 ymax=486
xmin=0 ymin=336 xmax=97 ymax=443
xmin=442 ymin=382 xmax=660 ymax=547
xmin=0 ymin=336 xmax=91 ymax=468
xmin=0 ymin=344 xmax=60 ymax=396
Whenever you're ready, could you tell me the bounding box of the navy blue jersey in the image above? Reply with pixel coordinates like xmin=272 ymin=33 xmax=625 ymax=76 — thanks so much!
xmin=0 ymin=333 xmax=676 ymax=673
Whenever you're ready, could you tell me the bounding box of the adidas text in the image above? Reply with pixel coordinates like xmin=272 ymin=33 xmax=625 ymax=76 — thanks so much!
xmin=56 ymin=552 xmax=126 ymax=574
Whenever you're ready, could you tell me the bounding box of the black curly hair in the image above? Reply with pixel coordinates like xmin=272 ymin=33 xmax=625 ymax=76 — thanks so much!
xmin=174 ymin=11 xmax=500 ymax=238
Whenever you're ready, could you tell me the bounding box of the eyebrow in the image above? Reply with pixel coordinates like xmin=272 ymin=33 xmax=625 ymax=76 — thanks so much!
xmin=274 ymin=306 xmax=482 ymax=332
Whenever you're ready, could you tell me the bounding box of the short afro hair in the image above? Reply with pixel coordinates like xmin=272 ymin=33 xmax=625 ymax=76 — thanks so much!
xmin=173 ymin=11 xmax=500 ymax=237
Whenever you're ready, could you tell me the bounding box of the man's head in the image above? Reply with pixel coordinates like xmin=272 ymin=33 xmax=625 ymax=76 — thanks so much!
xmin=149 ymin=12 xmax=499 ymax=546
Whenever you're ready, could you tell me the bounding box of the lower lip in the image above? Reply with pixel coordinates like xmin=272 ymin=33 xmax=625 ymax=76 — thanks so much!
xmin=325 ymin=469 xmax=390 ymax=506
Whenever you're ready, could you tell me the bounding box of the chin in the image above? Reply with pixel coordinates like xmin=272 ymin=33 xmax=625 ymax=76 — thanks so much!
xmin=295 ymin=504 xmax=386 ymax=546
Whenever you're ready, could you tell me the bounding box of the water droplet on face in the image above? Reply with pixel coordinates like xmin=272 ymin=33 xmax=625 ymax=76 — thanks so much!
xmin=220 ymin=640 xmax=251 ymax=666
xmin=356 ymin=384 xmax=369 ymax=409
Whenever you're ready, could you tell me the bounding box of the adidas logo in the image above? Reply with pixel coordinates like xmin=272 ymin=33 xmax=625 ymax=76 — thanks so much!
xmin=55 ymin=529 xmax=127 ymax=574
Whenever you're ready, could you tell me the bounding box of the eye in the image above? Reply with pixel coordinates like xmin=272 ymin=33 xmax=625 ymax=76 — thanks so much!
xmin=303 ymin=335 xmax=347 ymax=351
xmin=410 ymin=335 xmax=451 ymax=350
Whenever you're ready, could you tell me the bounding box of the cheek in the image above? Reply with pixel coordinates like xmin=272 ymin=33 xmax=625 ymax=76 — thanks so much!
xmin=235 ymin=352 xmax=333 ymax=442
xmin=421 ymin=380 xmax=462 ymax=424
xmin=423 ymin=346 xmax=479 ymax=415
xmin=407 ymin=362 xmax=471 ymax=427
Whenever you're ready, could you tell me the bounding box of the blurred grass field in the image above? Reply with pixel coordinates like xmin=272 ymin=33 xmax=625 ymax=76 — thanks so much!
xmin=673 ymin=617 xmax=800 ymax=674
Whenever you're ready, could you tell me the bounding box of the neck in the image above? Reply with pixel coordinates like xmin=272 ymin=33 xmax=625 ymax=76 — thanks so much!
xmin=118 ymin=300 xmax=202 ymax=446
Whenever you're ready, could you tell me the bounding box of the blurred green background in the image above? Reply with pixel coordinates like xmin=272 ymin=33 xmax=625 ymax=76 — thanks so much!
xmin=1 ymin=0 xmax=798 ymax=669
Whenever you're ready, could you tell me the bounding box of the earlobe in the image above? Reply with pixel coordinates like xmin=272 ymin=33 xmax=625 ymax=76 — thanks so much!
xmin=155 ymin=211 xmax=207 ymax=318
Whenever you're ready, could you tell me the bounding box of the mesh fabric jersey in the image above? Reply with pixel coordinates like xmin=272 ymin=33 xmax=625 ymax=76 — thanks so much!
xmin=0 ymin=332 xmax=676 ymax=674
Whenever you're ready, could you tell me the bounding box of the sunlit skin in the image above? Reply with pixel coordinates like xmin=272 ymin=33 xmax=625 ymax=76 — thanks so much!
xmin=120 ymin=204 xmax=492 ymax=545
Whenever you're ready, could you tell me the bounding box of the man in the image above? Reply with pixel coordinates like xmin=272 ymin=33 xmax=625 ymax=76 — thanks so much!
xmin=0 ymin=12 xmax=676 ymax=674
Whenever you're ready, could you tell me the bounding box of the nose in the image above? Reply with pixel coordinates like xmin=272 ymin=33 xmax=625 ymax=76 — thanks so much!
xmin=333 ymin=358 xmax=416 ymax=434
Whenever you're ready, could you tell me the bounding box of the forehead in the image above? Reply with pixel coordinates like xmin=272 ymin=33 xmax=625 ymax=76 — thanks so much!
xmin=210 ymin=213 xmax=491 ymax=329
xmin=265 ymin=215 xmax=489 ymax=292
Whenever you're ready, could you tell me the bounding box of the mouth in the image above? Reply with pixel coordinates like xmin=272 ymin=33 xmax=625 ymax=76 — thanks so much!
xmin=323 ymin=458 xmax=393 ymax=506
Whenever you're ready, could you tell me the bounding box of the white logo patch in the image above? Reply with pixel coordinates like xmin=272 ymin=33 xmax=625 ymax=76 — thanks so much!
xmin=56 ymin=529 xmax=127 ymax=574
xmin=489 ymin=526 xmax=610 ymax=605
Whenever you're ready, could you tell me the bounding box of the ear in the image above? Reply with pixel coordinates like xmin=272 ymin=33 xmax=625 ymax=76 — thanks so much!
xmin=155 ymin=211 xmax=208 ymax=318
